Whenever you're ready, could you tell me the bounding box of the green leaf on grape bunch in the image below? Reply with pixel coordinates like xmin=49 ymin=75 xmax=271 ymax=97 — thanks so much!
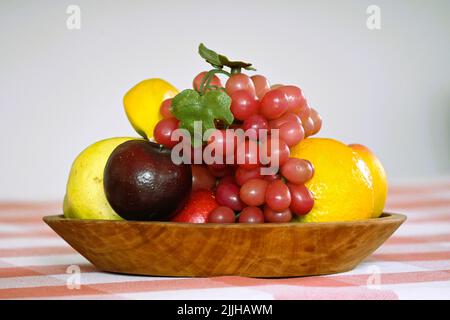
xmin=198 ymin=43 xmax=222 ymax=68
xmin=171 ymin=89 xmax=234 ymax=145
xmin=199 ymin=43 xmax=256 ymax=71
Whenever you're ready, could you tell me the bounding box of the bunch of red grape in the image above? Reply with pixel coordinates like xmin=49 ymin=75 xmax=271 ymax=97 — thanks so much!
xmin=154 ymin=71 xmax=322 ymax=223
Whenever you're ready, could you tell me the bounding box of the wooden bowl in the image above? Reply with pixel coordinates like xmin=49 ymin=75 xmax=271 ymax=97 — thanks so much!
xmin=43 ymin=213 xmax=405 ymax=278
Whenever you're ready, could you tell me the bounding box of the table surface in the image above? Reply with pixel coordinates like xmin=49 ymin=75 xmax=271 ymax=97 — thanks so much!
xmin=1 ymin=180 xmax=450 ymax=300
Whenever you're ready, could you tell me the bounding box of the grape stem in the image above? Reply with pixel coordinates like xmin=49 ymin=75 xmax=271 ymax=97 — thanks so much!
xmin=199 ymin=68 xmax=232 ymax=95
xmin=230 ymin=67 xmax=242 ymax=75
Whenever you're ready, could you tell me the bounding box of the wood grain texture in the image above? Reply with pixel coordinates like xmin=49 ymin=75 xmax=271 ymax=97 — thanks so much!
xmin=43 ymin=213 xmax=405 ymax=277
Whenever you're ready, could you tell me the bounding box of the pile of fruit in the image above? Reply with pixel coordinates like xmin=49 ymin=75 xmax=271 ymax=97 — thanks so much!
xmin=64 ymin=44 xmax=388 ymax=224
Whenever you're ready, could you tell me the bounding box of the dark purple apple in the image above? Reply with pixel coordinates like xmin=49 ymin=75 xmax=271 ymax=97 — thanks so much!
xmin=104 ymin=140 xmax=192 ymax=221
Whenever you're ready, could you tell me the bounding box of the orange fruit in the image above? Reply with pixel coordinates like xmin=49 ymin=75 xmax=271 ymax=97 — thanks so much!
xmin=349 ymin=144 xmax=388 ymax=218
xmin=290 ymin=138 xmax=375 ymax=222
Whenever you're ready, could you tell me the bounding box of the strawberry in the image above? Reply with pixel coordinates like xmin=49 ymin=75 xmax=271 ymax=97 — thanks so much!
xmin=171 ymin=190 xmax=219 ymax=223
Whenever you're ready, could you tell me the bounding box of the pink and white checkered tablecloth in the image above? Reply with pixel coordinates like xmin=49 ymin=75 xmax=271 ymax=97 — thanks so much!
xmin=1 ymin=180 xmax=450 ymax=300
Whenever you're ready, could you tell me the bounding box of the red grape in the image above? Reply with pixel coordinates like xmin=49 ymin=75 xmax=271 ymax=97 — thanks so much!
xmin=235 ymin=166 xmax=262 ymax=186
xmin=237 ymin=139 xmax=260 ymax=170
xmin=207 ymin=163 xmax=234 ymax=177
xmin=208 ymin=162 xmax=227 ymax=171
xmin=264 ymin=172 xmax=281 ymax=182
xmin=206 ymin=130 xmax=239 ymax=164
xmin=278 ymin=85 xmax=309 ymax=117
xmin=160 ymin=98 xmax=174 ymax=118
xmin=281 ymin=158 xmax=314 ymax=184
xmin=230 ymin=90 xmax=259 ymax=121
xmin=193 ymin=71 xmax=222 ymax=91
xmin=215 ymin=182 xmax=244 ymax=211
xmin=278 ymin=120 xmax=305 ymax=147
xmin=225 ymin=73 xmax=256 ymax=96
xmin=263 ymin=205 xmax=292 ymax=223
xmin=207 ymin=129 xmax=236 ymax=160
xmin=189 ymin=145 xmax=204 ymax=165
xmin=239 ymin=206 xmax=264 ymax=223
xmin=208 ymin=206 xmax=235 ymax=223
xmin=310 ymin=108 xmax=322 ymax=135
xmin=243 ymin=114 xmax=269 ymax=139
xmin=239 ymin=178 xmax=268 ymax=206
xmin=302 ymin=117 xmax=315 ymax=137
xmin=260 ymin=89 xmax=288 ymax=120
xmin=287 ymin=183 xmax=314 ymax=216
xmin=260 ymin=137 xmax=290 ymax=167
xmin=265 ymin=179 xmax=291 ymax=211
xmin=153 ymin=118 xmax=179 ymax=148
xmin=191 ymin=165 xmax=216 ymax=191
xmin=271 ymin=84 xmax=284 ymax=90
xmin=251 ymin=75 xmax=270 ymax=100
xmin=269 ymin=112 xmax=302 ymax=129
xmin=217 ymin=175 xmax=236 ymax=187
xmin=298 ymin=101 xmax=311 ymax=122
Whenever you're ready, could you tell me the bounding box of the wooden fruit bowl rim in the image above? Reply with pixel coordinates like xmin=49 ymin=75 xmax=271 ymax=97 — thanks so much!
xmin=44 ymin=212 xmax=406 ymax=227
xmin=43 ymin=212 xmax=406 ymax=277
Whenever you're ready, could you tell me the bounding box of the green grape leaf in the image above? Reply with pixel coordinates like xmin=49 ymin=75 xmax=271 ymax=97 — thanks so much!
xmin=198 ymin=43 xmax=256 ymax=71
xmin=218 ymin=54 xmax=254 ymax=70
xmin=198 ymin=43 xmax=222 ymax=68
xmin=171 ymin=89 xmax=234 ymax=145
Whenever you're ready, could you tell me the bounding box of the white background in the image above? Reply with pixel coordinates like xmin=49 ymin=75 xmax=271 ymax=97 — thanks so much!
xmin=0 ymin=0 xmax=449 ymax=200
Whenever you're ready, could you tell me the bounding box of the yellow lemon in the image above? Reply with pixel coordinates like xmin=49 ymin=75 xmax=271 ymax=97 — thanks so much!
xmin=290 ymin=138 xmax=375 ymax=222
xmin=349 ymin=144 xmax=388 ymax=218
xmin=124 ymin=78 xmax=178 ymax=139
xmin=64 ymin=137 xmax=136 ymax=220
